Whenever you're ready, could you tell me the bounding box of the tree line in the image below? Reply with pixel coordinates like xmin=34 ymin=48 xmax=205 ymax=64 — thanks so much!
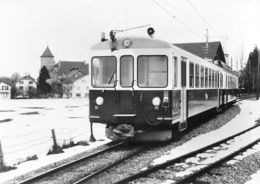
xmin=239 ymin=46 xmax=259 ymax=93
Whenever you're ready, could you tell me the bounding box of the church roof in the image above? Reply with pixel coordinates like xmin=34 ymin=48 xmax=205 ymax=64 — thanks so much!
xmin=174 ymin=41 xmax=226 ymax=63
xmin=41 ymin=46 xmax=54 ymax=57
xmin=55 ymin=61 xmax=89 ymax=75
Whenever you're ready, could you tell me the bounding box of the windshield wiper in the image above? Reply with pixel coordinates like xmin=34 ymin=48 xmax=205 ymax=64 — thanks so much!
xmin=102 ymin=70 xmax=116 ymax=93
xmin=107 ymin=69 xmax=116 ymax=86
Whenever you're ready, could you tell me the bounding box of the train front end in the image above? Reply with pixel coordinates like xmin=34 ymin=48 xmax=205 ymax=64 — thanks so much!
xmin=89 ymin=35 xmax=174 ymax=141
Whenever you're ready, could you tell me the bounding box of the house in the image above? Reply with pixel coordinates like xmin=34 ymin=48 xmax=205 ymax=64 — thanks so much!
xmin=15 ymin=75 xmax=37 ymax=97
xmin=0 ymin=81 xmax=11 ymax=99
xmin=40 ymin=46 xmax=89 ymax=98
xmin=70 ymin=75 xmax=90 ymax=98
xmin=174 ymin=41 xmax=226 ymax=63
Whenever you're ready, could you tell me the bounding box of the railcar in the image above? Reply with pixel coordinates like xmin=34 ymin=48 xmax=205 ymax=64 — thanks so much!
xmin=88 ymin=30 xmax=238 ymax=141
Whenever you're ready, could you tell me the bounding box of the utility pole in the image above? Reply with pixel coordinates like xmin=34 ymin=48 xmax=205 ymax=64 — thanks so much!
xmin=256 ymin=49 xmax=260 ymax=100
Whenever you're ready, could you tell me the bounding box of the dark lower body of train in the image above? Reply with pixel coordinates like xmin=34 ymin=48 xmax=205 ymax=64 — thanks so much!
xmin=89 ymin=88 xmax=237 ymax=142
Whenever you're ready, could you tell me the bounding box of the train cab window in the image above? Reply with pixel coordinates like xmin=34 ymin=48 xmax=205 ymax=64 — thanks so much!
xmin=91 ymin=56 xmax=117 ymax=88
xmin=174 ymin=57 xmax=178 ymax=87
xmin=205 ymin=67 xmax=208 ymax=88
xmin=120 ymin=56 xmax=134 ymax=87
xmin=195 ymin=64 xmax=199 ymax=88
xmin=181 ymin=58 xmax=187 ymax=87
xmin=189 ymin=62 xmax=194 ymax=88
xmin=200 ymin=66 xmax=204 ymax=88
xmin=209 ymin=68 xmax=211 ymax=87
xmin=137 ymin=55 xmax=168 ymax=87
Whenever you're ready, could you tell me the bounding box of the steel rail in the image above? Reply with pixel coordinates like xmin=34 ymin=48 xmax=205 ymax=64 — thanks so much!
xmin=114 ymin=123 xmax=260 ymax=184
xmin=18 ymin=141 xmax=125 ymax=184
xmin=73 ymin=148 xmax=145 ymax=184
xmin=175 ymin=138 xmax=260 ymax=184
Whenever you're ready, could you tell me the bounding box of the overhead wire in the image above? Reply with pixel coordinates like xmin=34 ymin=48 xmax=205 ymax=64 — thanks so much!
xmin=152 ymin=0 xmax=205 ymax=41
xmin=185 ymin=0 xmax=220 ymax=36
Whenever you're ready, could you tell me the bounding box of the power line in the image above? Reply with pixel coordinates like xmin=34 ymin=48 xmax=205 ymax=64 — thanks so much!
xmin=185 ymin=0 xmax=220 ymax=36
xmin=152 ymin=0 xmax=204 ymax=41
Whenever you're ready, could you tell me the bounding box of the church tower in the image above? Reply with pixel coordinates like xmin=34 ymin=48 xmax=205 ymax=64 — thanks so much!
xmin=41 ymin=46 xmax=55 ymax=71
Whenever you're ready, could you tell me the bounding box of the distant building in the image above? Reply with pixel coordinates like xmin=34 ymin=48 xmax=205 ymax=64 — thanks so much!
xmin=70 ymin=75 xmax=90 ymax=98
xmin=0 ymin=81 xmax=11 ymax=99
xmin=174 ymin=41 xmax=226 ymax=63
xmin=40 ymin=46 xmax=89 ymax=98
xmin=41 ymin=46 xmax=55 ymax=71
xmin=16 ymin=75 xmax=37 ymax=97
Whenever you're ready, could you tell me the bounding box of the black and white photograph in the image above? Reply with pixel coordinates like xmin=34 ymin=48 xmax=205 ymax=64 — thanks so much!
xmin=0 ymin=0 xmax=260 ymax=183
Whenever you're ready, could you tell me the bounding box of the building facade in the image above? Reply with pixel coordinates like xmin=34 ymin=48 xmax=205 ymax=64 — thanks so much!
xmin=70 ymin=75 xmax=90 ymax=98
xmin=15 ymin=75 xmax=37 ymax=97
xmin=0 ymin=81 xmax=11 ymax=99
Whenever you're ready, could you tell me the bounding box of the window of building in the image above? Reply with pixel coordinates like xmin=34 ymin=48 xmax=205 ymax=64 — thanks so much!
xmin=200 ymin=66 xmax=204 ymax=88
xmin=19 ymin=81 xmax=24 ymax=84
xmin=189 ymin=62 xmax=194 ymax=88
xmin=29 ymin=81 xmax=33 ymax=84
xmin=195 ymin=64 xmax=200 ymax=88
xmin=76 ymin=93 xmax=81 ymax=97
xmin=19 ymin=86 xmax=23 ymax=90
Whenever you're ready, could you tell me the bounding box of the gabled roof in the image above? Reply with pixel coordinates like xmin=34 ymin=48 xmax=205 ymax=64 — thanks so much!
xmin=41 ymin=46 xmax=54 ymax=57
xmin=0 ymin=81 xmax=11 ymax=87
xmin=174 ymin=41 xmax=226 ymax=63
xmin=19 ymin=75 xmax=36 ymax=82
xmin=57 ymin=61 xmax=89 ymax=75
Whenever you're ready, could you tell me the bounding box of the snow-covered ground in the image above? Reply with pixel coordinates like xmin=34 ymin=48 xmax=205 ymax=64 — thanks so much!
xmin=149 ymin=99 xmax=260 ymax=182
xmin=0 ymin=98 xmax=260 ymax=184
xmin=0 ymin=98 xmax=108 ymax=183
xmin=151 ymin=99 xmax=260 ymax=167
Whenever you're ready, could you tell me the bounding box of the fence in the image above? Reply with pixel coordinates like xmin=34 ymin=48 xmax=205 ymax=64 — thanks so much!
xmin=0 ymin=128 xmax=90 ymax=168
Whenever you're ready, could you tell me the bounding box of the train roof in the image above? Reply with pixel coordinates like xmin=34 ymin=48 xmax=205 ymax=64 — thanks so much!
xmin=90 ymin=36 xmax=173 ymax=50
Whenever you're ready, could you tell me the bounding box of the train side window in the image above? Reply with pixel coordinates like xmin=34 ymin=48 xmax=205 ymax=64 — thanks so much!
xmin=189 ymin=62 xmax=194 ymax=88
xmin=120 ymin=55 xmax=134 ymax=87
xmin=181 ymin=59 xmax=187 ymax=87
xmin=205 ymin=67 xmax=208 ymax=88
xmin=220 ymin=73 xmax=223 ymax=88
xmin=217 ymin=71 xmax=219 ymax=88
xmin=212 ymin=70 xmax=215 ymax=88
xmin=209 ymin=68 xmax=211 ymax=87
xmin=174 ymin=57 xmax=178 ymax=87
xmin=215 ymin=71 xmax=218 ymax=88
xmin=200 ymin=66 xmax=204 ymax=88
xmin=195 ymin=64 xmax=199 ymax=88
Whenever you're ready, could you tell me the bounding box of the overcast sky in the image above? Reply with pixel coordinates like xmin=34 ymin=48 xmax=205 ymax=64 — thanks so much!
xmin=0 ymin=0 xmax=259 ymax=78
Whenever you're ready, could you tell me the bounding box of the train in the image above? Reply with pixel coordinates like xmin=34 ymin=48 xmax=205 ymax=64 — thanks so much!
xmin=88 ymin=28 xmax=238 ymax=141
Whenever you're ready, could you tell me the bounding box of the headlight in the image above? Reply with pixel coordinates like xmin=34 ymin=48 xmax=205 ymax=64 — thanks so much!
xmin=152 ymin=97 xmax=161 ymax=106
xmin=96 ymin=96 xmax=104 ymax=105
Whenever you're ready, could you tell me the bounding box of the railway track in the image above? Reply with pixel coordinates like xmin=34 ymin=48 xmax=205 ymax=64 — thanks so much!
xmin=18 ymin=140 xmax=144 ymax=184
xmin=115 ymin=123 xmax=260 ymax=184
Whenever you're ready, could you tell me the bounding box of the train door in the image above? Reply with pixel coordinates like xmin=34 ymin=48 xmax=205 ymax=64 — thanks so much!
xmin=180 ymin=59 xmax=187 ymax=131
